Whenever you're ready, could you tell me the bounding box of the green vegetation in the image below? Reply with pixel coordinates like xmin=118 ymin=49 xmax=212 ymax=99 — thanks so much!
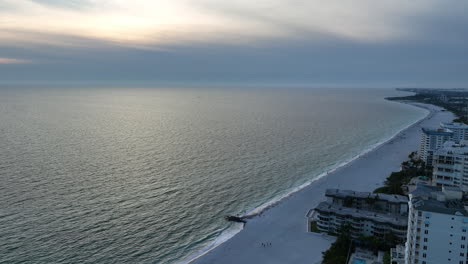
xmin=322 ymin=226 xmax=352 ymax=264
xmin=322 ymin=226 xmax=399 ymax=264
xmin=343 ymin=196 xmax=354 ymax=207
xmin=373 ymin=152 xmax=431 ymax=195
xmin=383 ymin=252 xmax=391 ymax=264
xmin=387 ymin=89 xmax=468 ymax=124
xmin=354 ymin=233 xmax=398 ymax=253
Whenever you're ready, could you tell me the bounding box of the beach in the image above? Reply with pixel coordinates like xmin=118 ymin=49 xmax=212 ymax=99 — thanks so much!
xmin=188 ymin=102 xmax=454 ymax=264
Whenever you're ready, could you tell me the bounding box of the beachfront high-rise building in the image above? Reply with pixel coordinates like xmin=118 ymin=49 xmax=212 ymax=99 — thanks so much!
xmin=432 ymin=141 xmax=468 ymax=191
xmin=307 ymin=189 xmax=408 ymax=241
xmin=405 ymin=184 xmax=468 ymax=264
xmin=441 ymin=123 xmax=468 ymax=143
xmin=419 ymin=128 xmax=453 ymax=166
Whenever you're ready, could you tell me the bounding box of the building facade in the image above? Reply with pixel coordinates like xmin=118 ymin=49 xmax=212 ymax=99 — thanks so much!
xmin=391 ymin=244 xmax=406 ymax=264
xmin=419 ymin=128 xmax=453 ymax=166
xmin=405 ymin=184 xmax=468 ymax=264
xmin=307 ymin=189 xmax=408 ymax=241
xmin=432 ymin=141 xmax=468 ymax=191
xmin=441 ymin=123 xmax=468 ymax=143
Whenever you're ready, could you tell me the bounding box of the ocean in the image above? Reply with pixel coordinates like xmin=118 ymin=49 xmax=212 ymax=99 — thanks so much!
xmin=0 ymin=87 xmax=427 ymax=264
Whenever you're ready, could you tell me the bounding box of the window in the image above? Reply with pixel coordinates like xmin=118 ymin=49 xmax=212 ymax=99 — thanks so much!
xmin=423 ymin=253 xmax=427 ymax=258
xmin=462 ymin=245 xmax=465 ymax=249
xmin=423 ymin=246 xmax=427 ymax=250
xmin=424 ymin=238 xmax=428 ymax=242
xmin=460 ymin=253 xmax=464 ymax=257
xmin=425 ymin=230 xmax=429 ymax=234
xmin=463 ymin=236 xmax=466 ymax=241
xmin=425 ymin=224 xmax=429 ymax=227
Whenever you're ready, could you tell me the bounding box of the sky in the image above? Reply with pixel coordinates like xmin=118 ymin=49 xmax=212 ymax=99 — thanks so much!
xmin=1 ymin=0 xmax=467 ymax=87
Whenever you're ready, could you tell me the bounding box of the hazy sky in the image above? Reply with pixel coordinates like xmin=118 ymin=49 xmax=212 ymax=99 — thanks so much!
xmin=1 ymin=0 xmax=467 ymax=86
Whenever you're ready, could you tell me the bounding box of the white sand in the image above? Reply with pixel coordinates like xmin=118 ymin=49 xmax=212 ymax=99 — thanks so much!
xmin=189 ymin=103 xmax=453 ymax=264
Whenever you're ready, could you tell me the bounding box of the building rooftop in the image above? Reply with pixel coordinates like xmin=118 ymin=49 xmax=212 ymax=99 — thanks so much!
xmin=435 ymin=141 xmax=468 ymax=155
xmin=410 ymin=183 xmax=441 ymax=197
xmin=413 ymin=199 xmax=468 ymax=216
xmin=421 ymin=127 xmax=453 ymax=136
xmin=441 ymin=122 xmax=468 ymax=129
xmin=325 ymin=189 xmax=408 ymax=204
xmin=314 ymin=201 xmax=408 ymax=226
xmin=410 ymin=184 xmax=468 ymax=216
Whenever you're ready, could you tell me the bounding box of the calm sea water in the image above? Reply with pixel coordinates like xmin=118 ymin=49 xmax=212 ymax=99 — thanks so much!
xmin=0 ymin=87 xmax=426 ymax=264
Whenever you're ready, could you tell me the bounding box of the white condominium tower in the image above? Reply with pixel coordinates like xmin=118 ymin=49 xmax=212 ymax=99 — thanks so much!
xmin=442 ymin=123 xmax=468 ymax=143
xmin=433 ymin=141 xmax=468 ymax=191
xmin=419 ymin=128 xmax=453 ymax=166
xmin=406 ymin=184 xmax=468 ymax=264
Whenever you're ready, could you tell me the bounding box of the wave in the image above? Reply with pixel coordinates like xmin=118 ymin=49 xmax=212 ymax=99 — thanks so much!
xmin=182 ymin=101 xmax=431 ymax=264
xmin=177 ymin=223 xmax=243 ymax=264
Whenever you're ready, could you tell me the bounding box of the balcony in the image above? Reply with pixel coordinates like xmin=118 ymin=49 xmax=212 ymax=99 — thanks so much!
xmin=434 ymin=171 xmax=455 ymax=177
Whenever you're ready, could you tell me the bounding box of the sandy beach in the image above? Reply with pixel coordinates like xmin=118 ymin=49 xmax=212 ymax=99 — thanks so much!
xmin=189 ymin=102 xmax=454 ymax=264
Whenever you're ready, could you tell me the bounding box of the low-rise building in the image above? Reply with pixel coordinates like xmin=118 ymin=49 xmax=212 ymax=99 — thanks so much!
xmin=307 ymin=189 xmax=409 ymax=241
xmin=405 ymin=184 xmax=468 ymax=264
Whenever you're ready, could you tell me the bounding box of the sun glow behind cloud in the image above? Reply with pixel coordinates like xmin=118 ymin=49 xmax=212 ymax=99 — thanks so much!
xmin=1 ymin=0 xmax=463 ymax=48
xmin=0 ymin=0 xmax=257 ymax=47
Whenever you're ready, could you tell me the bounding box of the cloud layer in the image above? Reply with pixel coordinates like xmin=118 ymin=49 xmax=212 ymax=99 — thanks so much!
xmin=2 ymin=0 xmax=466 ymax=46
xmin=0 ymin=0 xmax=467 ymax=86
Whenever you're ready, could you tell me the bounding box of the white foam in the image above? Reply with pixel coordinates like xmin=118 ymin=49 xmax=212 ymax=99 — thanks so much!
xmin=178 ymin=223 xmax=243 ymax=264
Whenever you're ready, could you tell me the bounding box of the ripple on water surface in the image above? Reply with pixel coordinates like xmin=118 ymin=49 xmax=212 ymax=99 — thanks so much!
xmin=0 ymin=87 xmax=427 ymax=263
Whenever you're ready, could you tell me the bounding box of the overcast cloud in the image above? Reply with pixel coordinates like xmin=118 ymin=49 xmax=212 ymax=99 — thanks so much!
xmin=1 ymin=0 xmax=467 ymax=86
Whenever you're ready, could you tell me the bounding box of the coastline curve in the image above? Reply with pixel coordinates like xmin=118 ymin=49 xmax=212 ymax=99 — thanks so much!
xmin=182 ymin=101 xmax=432 ymax=264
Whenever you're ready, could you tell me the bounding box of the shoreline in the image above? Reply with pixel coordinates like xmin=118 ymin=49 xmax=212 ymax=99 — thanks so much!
xmin=183 ymin=101 xmax=443 ymax=264
xmin=242 ymin=101 xmax=431 ymax=218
